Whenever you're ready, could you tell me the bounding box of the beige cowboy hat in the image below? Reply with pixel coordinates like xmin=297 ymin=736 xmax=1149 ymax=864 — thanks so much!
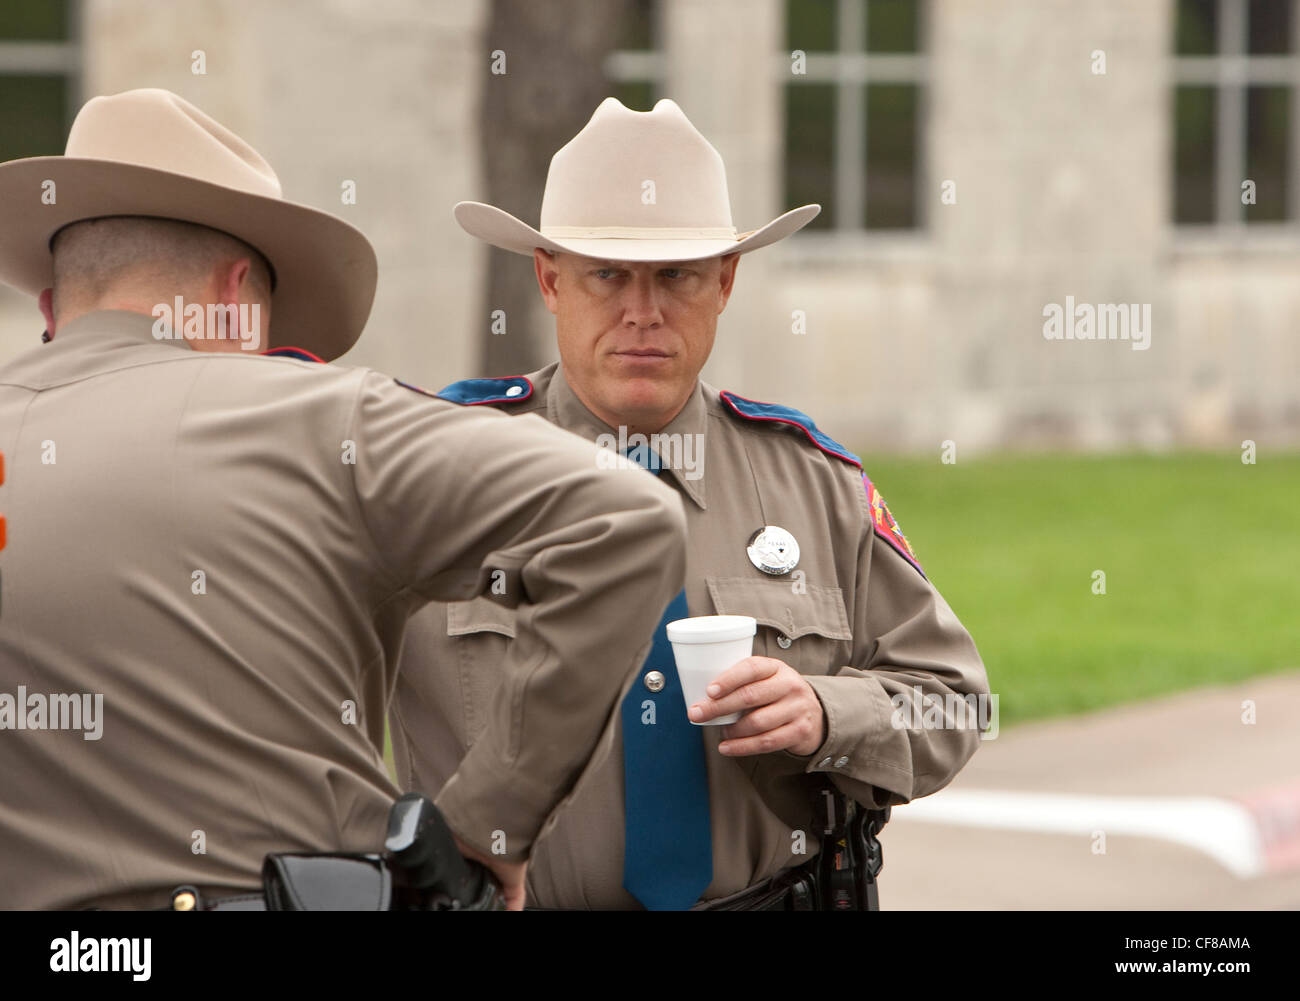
xmin=455 ymin=97 xmax=820 ymax=261
xmin=0 ymin=88 xmax=376 ymax=361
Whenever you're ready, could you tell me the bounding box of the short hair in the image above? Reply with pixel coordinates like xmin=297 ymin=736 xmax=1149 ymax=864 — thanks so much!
xmin=50 ymin=216 xmax=273 ymax=317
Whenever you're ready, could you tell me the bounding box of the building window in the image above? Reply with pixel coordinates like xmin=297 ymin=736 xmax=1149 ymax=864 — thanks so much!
xmin=0 ymin=0 xmax=80 ymax=164
xmin=605 ymin=0 xmax=662 ymax=112
xmin=784 ymin=0 xmax=926 ymax=231
xmin=1173 ymin=0 xmax=1299 ymax=226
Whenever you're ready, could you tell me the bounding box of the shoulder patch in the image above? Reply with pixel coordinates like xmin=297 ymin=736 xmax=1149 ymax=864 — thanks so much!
xmin=435 ymin=376 xmax=534 ymax=406
xmin=863 ymin=474 xmax=924 ymax=578
xmin=719 ymin=390 xmax=861 ymax=468
xmin=261 ymin=346 xmax=325 ymax=363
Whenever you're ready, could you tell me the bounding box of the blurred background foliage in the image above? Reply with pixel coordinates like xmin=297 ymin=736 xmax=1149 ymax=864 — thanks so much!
xmin=864 ymin=451 xmax=1300 ymax=725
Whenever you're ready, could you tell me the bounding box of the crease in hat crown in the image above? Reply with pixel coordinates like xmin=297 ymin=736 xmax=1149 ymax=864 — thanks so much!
xmin=0 ymin=87 xmax=378 ymax=361
xmin=453 ymin=96 xmax=819 ymax=261
xmin=66 ymin=88 xmax=282 ymax=199
xmin=539 ymin=98 xmax=737 ymax=240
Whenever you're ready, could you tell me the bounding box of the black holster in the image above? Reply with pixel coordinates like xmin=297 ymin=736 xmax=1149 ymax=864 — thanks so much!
xmin=262 ymin=853 xmax=391 ymax=911
xmin=817 ymin=787 xmax=889 ymax=911
xmin=259 ymin=793 xmax=503 ymax=911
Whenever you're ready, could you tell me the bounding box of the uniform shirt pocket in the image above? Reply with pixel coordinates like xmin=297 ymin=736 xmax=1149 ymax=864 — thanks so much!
xmin=445 ymin=597 xmax=516 ymax=743
xmin=446 ymin=597 xmax=516 ymax=639
xmin=705 ymin=575 xmax=852 ymax=678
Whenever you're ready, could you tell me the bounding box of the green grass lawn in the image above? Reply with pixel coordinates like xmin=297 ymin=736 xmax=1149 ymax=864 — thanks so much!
xmin=857 ymin=451 xmax=1300 ymax=727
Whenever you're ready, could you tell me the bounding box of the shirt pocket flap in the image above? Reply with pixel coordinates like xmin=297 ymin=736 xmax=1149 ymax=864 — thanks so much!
xmin=446 ymin=597 xmax=516 ymax=638
xmin=705 ymin=576 xmax=852 ymax=641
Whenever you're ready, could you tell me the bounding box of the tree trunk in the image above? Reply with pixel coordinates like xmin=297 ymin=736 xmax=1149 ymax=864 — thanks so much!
xmin=477 ymin=0 xmax=634 ymax=376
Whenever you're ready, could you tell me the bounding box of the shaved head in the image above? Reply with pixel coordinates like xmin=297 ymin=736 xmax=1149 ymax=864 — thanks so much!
xmin=50 ymin=216 xmax=272 ymax=323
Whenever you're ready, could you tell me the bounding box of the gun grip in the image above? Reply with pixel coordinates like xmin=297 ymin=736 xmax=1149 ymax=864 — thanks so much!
xmin=384 ymin=792 xmax=495 ymax=908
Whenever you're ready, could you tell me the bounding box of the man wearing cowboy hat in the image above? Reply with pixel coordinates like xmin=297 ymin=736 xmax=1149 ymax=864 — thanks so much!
xmin=0 ymin=89 xmax=689 ymax=910
xmin=390 ymin=98 xmax=990 ymax=910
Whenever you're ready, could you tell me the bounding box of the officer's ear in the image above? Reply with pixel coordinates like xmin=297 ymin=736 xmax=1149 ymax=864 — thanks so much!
xmin=534 ymin=249 xmax=561 ymax=315
xmin=216 ymin=257 xmax=251 ymax=307
xmin=717 ymin=253 xmax=740 ymax=314
xmin=39 ymin=288 xmax=56 ymax=336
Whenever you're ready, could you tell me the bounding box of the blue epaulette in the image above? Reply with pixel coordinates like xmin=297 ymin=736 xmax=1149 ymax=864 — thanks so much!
xmin=435 ymin=376 xmax=534 ymax=406
xmin=719 ymin=390 xmax=861 ymax=468
xmin=720 ymin=389 xmax=925 ymax=578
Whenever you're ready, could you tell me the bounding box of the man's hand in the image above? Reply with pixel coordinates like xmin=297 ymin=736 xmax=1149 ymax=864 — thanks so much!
xmin=453 ymin=835 xmax=527 ymax=911
xmin=687 ymin=656 xmax=826 ymax=757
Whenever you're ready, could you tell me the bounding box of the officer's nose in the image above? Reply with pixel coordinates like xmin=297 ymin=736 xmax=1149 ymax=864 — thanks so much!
xmin=620 ymin=270 xmax=665 ymax=329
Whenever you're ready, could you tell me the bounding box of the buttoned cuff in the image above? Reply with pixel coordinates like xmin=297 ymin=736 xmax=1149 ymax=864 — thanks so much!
xmin=800 ymin=674 xmax=908 ymax=796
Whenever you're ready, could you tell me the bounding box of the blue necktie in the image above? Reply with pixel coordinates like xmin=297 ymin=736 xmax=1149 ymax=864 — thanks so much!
xmin=619 ymin=447 xmax=713 ymax=910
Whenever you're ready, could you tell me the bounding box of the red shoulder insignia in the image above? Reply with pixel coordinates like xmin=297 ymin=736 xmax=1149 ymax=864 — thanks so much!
xmin=261 ymin=346 xmax=325 ymax=363
xmin=863 ymin=474 xmax=924 ymax=578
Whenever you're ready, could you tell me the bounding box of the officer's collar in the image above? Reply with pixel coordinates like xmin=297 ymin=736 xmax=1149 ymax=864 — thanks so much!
xmin=51 ymin=308 xmax=284 ymax=356
xmin=547 ymin=364 xmax=708 ymax=510
xmin=52 ymin=309 xmax=178 ymax=347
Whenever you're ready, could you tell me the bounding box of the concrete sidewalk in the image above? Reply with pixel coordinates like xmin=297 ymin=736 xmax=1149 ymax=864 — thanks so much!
xmin=880 ymin=669 xmax=1300 ymax=909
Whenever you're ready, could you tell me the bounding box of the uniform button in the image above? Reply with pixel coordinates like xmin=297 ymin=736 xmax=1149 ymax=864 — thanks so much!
xmin=834 ymin=756 xmax=849 ymax=768
xmin=505 ymin=385 xmax=524 ymax=397
xmin=643 ymin=670 xmax=666 ymax=693
xmin=818 ymin=756 xmax=833 ymax=768
xmin=776 ymin=633 xmax=793 ymax=650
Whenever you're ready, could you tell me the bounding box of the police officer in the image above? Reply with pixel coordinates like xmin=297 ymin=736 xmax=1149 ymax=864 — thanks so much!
xmin=391 ymin=98 xmax=990 ymax=909
xmin=0 ymin=90 xmax=687 ymax=910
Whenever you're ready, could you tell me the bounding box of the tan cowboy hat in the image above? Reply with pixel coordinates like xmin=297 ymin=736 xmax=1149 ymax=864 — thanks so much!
xmin=0 ymin=88 xmax=377 ymax=361
xmin=455 ymin=97 xmax=820 ymax=261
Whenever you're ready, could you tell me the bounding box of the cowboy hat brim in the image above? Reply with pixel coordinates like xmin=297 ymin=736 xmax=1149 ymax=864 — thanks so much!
xmin=0 ymin=156 xmax=377 ymax=361
xmin=453 ymin=201 xmax=821 ymax=262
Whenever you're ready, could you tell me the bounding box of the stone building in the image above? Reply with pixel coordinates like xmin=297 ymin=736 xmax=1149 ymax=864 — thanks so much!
xmin=1 ymin=0 xmax=1296 ymax=453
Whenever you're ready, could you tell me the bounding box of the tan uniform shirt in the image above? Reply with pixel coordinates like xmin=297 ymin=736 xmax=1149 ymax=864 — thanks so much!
xmin=391 ymin=362 xmax=989 ymax=909
xmin=0 ymin=311 xmax=686 ymax=909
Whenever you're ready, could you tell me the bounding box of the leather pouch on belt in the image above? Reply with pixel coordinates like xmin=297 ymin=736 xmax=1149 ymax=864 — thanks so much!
xmin=262 ymin=853 xmax=392 ymax=911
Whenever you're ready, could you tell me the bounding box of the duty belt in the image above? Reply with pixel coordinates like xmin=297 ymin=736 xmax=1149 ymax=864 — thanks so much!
xmin=692 ymin=859 xmax=819 ymax=911
xmin=696 ymin=796 xmax=889 ymax=912
xmin=154 ymin=793 xmax=502 ymax=912
xmin=166 ymin=887 xmax=266 ymax=911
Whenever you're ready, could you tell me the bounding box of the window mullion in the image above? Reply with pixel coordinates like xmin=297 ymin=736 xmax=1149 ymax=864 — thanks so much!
xmin=0 ymin=41 xmax=77 ymax=73
xmin=67 ymin=0 xmax=84 ymax=118
xmin=835 ymin=0 xmax=865 ymax=230
xmin=1290 ymin=0 xmax=1300 ymax=221
xmin=1217 ymin=0 xmax=1248 ymax=225
xmin=915 ymin=0 xmax=930 ymax=232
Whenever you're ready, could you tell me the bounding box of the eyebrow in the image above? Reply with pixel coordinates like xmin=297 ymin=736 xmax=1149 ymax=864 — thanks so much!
xmin=586 ymin=260 xmax=694 ymax=269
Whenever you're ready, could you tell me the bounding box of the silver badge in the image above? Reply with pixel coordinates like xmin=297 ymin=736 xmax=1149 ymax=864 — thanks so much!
xmin=747 ymin=526 xmax=800 ymax=576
